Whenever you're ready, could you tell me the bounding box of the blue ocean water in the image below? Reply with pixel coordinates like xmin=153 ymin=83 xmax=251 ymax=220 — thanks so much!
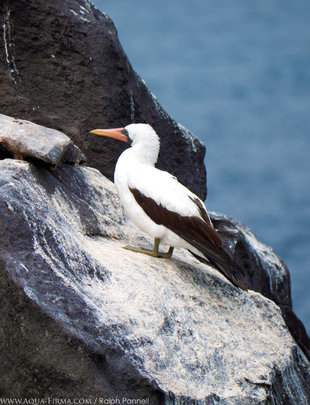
xmin=92 ymin=0 xmax=310 ymax=333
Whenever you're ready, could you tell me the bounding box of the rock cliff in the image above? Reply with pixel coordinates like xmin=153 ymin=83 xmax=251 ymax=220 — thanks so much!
xmin=0 ymin=114 xmax=309 ymax=403
xmin=0 ymin=0 xmax=205 ymax=199
xmin=1 ymin=0 xmax=310 ymax=402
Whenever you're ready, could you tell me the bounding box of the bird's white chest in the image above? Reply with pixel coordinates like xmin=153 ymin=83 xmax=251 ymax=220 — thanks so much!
xmin=113 ymin=150 xmax=201 ymax=251
xmin=114 ymin=155 xmax=167 ymax=239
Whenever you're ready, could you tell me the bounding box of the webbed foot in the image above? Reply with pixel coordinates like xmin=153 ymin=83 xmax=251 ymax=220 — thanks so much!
xmin=123 ymin=238 xmax=174 ymax=258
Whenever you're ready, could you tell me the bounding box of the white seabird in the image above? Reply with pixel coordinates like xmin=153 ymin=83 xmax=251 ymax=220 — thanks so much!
xmin=90 ymin=123 xmax=246 ymax=289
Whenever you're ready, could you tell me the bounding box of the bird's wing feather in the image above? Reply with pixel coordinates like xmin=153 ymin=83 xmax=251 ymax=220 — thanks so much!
xmin=127 ymin=166 xmax=210 ymax=221
xmin=129 ymin=186 xmax=221 ymax=247
xmin=129 ymin=186 xmax=247 ymax=289
xmin=128 ymin=167 xmax=247 ymax=289
xmin=127 ymin=166 xmax=221 ymax=248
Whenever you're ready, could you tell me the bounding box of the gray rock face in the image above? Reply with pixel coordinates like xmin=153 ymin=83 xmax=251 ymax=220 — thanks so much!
xmin=210 ymin=212 xmax=310 ymax=360
xmin=0 ymin=0 xmax=206 ymax=199
xmin=1 ymin=157 xmax=309 ymax=403
xmin=0 ymin=113 xmax=85 ymax=165
xmin=0 ymin=0 xmax=309 ymax=401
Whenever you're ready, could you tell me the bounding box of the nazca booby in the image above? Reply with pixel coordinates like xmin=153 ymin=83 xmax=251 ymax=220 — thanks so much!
xmin=90 ymin=123 xmax=246 ymax=289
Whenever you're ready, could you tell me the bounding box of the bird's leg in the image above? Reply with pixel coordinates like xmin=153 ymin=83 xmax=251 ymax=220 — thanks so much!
xmin=154 ymin=238 xmax=174 ymax=258
xmin=123 ymin=238 xmax=174 ymax=258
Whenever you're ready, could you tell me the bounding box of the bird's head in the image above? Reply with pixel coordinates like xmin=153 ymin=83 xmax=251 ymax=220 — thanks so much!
xmin=90 ymin=123 xmax=159 ymax=148
xmin=90 ymin=123 xmax=160 ymax=164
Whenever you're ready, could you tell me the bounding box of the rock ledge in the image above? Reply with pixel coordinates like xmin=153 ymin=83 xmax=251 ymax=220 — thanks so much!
xmin=0 ymin=114 xmax=85 ymax=166
xmin=0 ymin=155 xmax=309 ymax=403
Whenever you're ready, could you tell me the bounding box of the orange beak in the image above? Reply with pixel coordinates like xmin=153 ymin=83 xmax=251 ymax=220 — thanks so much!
xmin=90 ymin=127 xmax=128 ymax=143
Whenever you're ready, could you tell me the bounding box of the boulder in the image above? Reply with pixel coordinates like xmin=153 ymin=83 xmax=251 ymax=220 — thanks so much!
xmin=0 ymin=113 xmax=85 ymax=166
xmin=0 ymin=156 xmax=310 ymax=403
xmin=0 ymin=0 xmax=206 ymax=199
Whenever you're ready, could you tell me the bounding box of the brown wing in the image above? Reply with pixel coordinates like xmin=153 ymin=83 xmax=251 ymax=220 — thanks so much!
xmin=129 ymin=187 xmax=247 ymax=289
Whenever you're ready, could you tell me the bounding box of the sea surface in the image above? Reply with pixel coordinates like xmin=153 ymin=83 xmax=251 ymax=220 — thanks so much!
xmin=92 ymin=0 xmax=310 ymax=334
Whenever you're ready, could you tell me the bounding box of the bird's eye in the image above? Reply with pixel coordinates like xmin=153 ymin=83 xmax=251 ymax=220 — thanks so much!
xmin=121 ymin=129 xmax=129 ymax=137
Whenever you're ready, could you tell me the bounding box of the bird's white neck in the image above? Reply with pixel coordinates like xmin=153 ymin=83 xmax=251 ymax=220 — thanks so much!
xmin=128 ymin=137 xmax=160 ymax=165
xmin=120 ymin=125 xmax=160 ymax=166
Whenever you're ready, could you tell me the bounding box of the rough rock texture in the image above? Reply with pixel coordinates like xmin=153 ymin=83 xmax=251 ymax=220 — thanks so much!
xmin=1 ymin=0 xmax=309 ymax=401
xmin=210 ymin=212 xmax=310 ymax=360
xmin=0 ymin=0 xmax=206 ymax=199
xmin=1 ymin=157 xmax=310 ymax=403
xmin=0 ymin=113 xmax=85 ymax=165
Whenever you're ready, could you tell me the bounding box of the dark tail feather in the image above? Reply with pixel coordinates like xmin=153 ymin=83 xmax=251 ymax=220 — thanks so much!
xmin=182 ymin=236 xmax=248 ymax=290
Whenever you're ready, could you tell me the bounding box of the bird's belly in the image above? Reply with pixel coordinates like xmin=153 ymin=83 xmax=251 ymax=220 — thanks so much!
xmin=124 ymin=197 xmax=204 ymax=256
xmin=115 ymin=176 xmax=205 ymax=257
xmin=160 ymin=229 xmax=204 ymax=257
xmin=127 ymin=206 xmax=203 ymax=256
xmin=126 ymin=205 xmax=167 ymax=240
xmin=116 ymin=182 xmax=167 ymax=239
